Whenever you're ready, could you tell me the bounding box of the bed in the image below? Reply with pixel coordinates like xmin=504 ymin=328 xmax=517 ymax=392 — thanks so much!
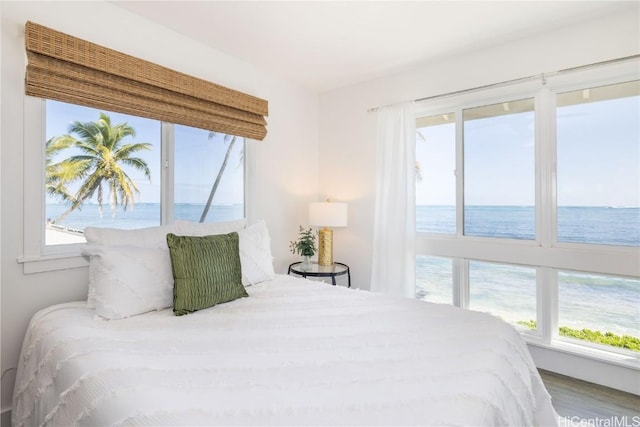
xmin=12 ymin=221 xmax=558 ymax=426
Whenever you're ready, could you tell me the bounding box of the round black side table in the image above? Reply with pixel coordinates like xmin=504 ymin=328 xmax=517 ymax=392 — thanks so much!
xmin=287 ymin=261 xmax=351 ymax=288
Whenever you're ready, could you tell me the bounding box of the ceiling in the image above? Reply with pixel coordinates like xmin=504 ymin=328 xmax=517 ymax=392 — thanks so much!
xmin=112 ymin=1 xmax=636 ymax=93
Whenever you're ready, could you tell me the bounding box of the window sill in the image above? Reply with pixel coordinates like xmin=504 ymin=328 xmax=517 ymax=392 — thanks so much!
xmin=18 ymin=252 xmax=88 ymax=274
xmin=524 ymin=335 xmax=640 ymax=371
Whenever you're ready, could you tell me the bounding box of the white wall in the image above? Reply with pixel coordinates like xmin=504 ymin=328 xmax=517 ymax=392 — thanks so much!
xmin=319 ymin=8 xmax=639 ymax=391
xmin=0 ymin=5 xmax=5 ymax=426
xmin=0 ymin=1 xmax=319 ymax=416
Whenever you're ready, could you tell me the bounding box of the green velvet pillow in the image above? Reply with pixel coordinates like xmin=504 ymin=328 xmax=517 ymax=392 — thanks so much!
xmin=166 ymin=232 xmax=248 ymax=316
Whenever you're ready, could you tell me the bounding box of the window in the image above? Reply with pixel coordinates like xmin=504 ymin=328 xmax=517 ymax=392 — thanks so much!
xmin=416 ymin=256 xmax=453 ymax=304
xmin=463 ymin=99 xmax=535 ymax=240
xmin=556 ymin=81 xmax=640 ymax=247
xmin=43 ymin=100 xmax=244 ymax=247
xmin=173 ymin=125 xmax=244 ymax=223
xmin=416 ymin=113 xmax=456 ymax=234
xmin=45 ymin=101 xmax=162 ymax=246
xmin=414 ymin=62 xmax=639 ymax=359
xmin=468 ymin=261 xmax=537 ymax=332
xmin=558 ymin=272 xmax=639 ymax=352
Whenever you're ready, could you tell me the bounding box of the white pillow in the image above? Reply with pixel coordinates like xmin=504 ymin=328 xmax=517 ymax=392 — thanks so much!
xmin=83 ymin=245 xmax=173 ymax=320
xmin=84 ymin=224 xmax=180 ymax=307
xmin=238 ymin=220 xmax=275 ymax=286
xmin=174 ymin=218 xmax=247 ymax=236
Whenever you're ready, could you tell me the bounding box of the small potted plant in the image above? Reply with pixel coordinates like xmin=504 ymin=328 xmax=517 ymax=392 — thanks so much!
xmin=290 ymin=226 xmax=317 ymax=270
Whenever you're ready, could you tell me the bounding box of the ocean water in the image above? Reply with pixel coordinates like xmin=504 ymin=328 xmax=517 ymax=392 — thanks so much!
xmin=415 ymin=205 xmax=640 ymax=339
xmin=46 ymin=203 xmax=243 ymax=230
xmin=417 ymin=205 xmax=640 ymax=246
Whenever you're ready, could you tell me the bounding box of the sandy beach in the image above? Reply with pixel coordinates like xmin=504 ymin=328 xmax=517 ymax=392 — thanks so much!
xmin=46 ymin=225 xmax=86 ymax=245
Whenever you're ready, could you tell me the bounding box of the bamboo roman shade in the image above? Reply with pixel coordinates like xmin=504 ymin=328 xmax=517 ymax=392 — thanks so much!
xmin=24 ymin=21 xmax=268 ymax=140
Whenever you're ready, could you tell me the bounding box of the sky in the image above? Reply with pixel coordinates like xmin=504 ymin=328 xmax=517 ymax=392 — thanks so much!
xmin=46 ymin=100 xmax=244 ymax=205
xmin=416 ymin=93 xmax=639 ymax=207
xmin=556 ymin=96 xmax=639 ymax=207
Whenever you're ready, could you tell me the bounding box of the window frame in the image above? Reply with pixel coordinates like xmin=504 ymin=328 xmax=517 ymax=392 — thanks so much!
xmin=415 ymin=60 xmax=640 ymax=364
xmin=19 ymin=97 xmax=250 ymax=273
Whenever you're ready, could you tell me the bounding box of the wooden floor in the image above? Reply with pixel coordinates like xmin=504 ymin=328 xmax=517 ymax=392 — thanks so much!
xmin=539 ymin=369 xmax=640 ymax=424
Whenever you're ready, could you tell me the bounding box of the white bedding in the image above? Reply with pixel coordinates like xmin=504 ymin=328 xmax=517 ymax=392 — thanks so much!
xmin=12 ymin=275 xmax=558 ymax=426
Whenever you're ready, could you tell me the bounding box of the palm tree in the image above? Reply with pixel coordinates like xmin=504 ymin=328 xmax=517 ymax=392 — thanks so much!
xmin=199 ymin=133 xmax=243 ymax=222
xmin=48 ymin=113 xmax=152 ymax=223
xmin=46 ymin=136 xmax=82 ymax=205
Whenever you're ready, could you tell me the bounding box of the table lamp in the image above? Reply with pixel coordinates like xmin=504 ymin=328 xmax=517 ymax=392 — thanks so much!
xmin=309 ymin=201 xmax=348 ymax=266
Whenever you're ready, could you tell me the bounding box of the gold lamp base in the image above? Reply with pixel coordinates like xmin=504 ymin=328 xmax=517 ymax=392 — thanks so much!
xmin=317 ymin=227 xmax=333 ymax=266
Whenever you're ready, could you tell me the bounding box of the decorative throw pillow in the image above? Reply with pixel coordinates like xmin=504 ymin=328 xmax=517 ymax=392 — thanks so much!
xmin=166 ymin=232 xmax=248 ymax=316
xmin=238 ymin=220 xmax=276 ymax=286
xmin=82 ymin=245 xmax=174 ymax=320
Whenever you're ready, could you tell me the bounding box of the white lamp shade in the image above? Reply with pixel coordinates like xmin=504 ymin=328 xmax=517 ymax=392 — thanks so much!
xmin=309 ymin=202 xmax=348 ymax=227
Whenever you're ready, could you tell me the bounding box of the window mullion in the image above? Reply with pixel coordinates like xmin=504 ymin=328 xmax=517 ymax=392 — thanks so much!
xmin=243 ymin=139 xmax=253 ymax=223
xmin=537 ymin=86 xmax=556 ymax=248
xmin=455 ymin=108 xmax=464 ymax=238
xmin=161 ymin=122 xmax=174 ymax=225
xmin=537 ymin=266 xmax=557 ymax=344
xmin=536 ymin=86 xmax=558 ymax=345
xmin=454 ymin=106 xmax=468 ymax=309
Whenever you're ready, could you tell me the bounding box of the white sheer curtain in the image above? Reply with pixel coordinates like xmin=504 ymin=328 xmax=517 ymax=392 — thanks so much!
xmin=370 ymin=102 xmax=416 ymax=298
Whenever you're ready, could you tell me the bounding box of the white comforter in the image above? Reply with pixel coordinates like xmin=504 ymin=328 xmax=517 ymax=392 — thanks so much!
xmin=12 ymin=275 xmax=558 ymax=426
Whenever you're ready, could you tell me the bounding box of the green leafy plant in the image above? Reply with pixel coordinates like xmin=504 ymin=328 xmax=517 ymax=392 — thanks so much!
xmin=289 ymin=226 xmax=317 ymax=257
xmin=517 ymin=320 xmax=640 ymax=352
